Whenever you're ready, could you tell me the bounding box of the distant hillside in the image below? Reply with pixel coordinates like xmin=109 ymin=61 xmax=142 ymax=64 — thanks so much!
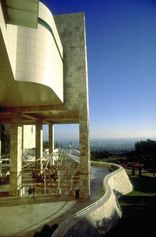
xmin=52 ymin=138 xmax=156 ymax=154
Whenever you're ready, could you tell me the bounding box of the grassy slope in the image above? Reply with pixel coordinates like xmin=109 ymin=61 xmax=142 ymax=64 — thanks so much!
xmin=105 ymin=173 xmax=156 ymax=237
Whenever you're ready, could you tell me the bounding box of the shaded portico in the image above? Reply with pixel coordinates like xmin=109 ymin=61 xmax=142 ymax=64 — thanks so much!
xmin=0 ymin=103 xmax=90 ymax=198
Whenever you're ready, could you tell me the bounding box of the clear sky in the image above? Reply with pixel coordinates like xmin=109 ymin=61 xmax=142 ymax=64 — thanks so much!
xmin=42 ymin=0 xmax=156 ymax=140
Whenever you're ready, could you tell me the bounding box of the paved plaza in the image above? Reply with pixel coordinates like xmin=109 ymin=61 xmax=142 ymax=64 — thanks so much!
xmin=0 ymin=167 xmax=109 ymax=237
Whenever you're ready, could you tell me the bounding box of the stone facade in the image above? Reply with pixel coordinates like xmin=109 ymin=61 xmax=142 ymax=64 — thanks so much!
xmin=55 ymin=13 xmax=90 ymax=198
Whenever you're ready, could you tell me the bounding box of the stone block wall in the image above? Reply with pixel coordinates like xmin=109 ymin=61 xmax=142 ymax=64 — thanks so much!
xmin=9 ymin=124 xmax=22 ymax=196
xmin=55 ymin=13 xmax=89 ymax=111
xmin=55 ymin=13 xmax=90 ymax=198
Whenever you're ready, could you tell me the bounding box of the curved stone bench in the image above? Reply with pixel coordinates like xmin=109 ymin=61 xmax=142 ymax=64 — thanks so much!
xmin=52 ymin=162 xmax=133 ymax=237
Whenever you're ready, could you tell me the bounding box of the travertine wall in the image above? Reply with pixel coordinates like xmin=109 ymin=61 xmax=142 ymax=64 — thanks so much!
xmin=54 ymin=13 xmax=89 ymax=111
xmin=55 ymin=13 xmax=90 ymax=198
xmin=52 ymin=164 xmax=133 ymax=237
xmin=9 ymin=124 xmax=22 ymax=196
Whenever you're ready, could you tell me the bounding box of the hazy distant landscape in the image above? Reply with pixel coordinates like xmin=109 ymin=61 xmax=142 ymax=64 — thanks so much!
xmin=54 ymin=137 xmax=156 ymax=154
xmin=90 ymin=138 xmax=139 ymax=152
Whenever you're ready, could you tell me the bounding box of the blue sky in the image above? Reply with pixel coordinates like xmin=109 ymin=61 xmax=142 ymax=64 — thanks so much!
xmin=42 ymin=0 xmax=156 ymax=140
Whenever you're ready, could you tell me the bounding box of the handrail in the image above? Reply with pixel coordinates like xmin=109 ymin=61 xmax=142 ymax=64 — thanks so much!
xmin=52 ymin=162 xmax=133 ymax=237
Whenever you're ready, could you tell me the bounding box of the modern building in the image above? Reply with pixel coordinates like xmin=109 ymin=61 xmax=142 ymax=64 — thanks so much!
xmin=0 ymin=0 xmax=90 ymax=198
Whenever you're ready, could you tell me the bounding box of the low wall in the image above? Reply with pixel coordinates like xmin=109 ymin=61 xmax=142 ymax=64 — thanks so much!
xmin=52 ymin=163 xmax=133 ymax=237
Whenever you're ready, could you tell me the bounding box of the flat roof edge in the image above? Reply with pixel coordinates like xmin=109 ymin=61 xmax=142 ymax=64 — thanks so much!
xmin=2 ymin=0 xmax=39 ymax=28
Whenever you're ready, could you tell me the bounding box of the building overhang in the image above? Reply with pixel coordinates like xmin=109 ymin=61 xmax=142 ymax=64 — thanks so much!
xmin=1 ymin=0 xmax=39 ymax=28
xmin=0 ymin=106 xmax=79 ymax=125
xmin=0 ymin=29 xmax=63 ymax=108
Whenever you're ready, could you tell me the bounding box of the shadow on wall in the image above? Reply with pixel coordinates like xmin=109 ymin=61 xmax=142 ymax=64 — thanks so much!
xmin=63 ymin=211 xmax=120 ymax=237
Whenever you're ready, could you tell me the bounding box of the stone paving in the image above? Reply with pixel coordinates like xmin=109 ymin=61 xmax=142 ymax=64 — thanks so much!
xmin=0 ymin=167 xmax=109 ymax=237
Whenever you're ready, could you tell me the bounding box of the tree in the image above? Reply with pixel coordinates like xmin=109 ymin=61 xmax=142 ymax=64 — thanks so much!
xmin=134 ymin=139 xmax=156 ymax=174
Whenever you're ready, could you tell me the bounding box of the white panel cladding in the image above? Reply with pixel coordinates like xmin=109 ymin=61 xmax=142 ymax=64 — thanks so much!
xmin=38 ymin=2 xmax=63 ymax=57
xmin=15 ymin=22 xmax=63 ymax=101
xmin=0 ymin=2 xmax=17 ymax=76
xmin=0 ymin=2 xmax=63 ymax=103
xmin=23 ymin=125 xmax=36 ymax=149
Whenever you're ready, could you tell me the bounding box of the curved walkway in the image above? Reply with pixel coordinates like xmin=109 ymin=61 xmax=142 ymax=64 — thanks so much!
xmin=0 ymin=167 xmax=109 ymax=237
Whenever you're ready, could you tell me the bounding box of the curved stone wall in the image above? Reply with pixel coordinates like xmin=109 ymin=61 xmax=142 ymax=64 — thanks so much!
xmin=52 ymin=163 xmax=133 ymax=237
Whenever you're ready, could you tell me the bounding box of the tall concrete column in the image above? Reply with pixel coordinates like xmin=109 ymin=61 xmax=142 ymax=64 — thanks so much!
xmin=36 ymin=122 xmax=43 ymax=169
xmin=9 ymin=124 xmax=22 ymax=196
xmin=49 ymin=124 xmax=54 ymax=155
xmin=79 ymin=117 xmax=90 ymax=198
xmin=0 ymin=125 xmax=1 ymax=176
